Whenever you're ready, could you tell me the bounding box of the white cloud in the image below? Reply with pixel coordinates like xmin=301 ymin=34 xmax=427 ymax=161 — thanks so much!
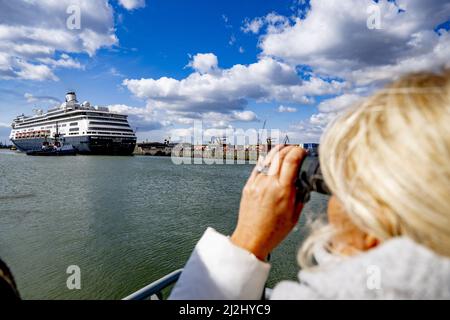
xmin=24 ymin=93 xmax=60 ymax=104
xmin=242 ymin=13 xmax=289 ymax=35
xmin=232 ymin=110 xmax=258 ymax=122
xmin=260 ymin=0 xmax=450 ymax=84
xmin=106 ymin=104 xmax=168 ymax=131
xmin=288 ymin=112 xmax=338 ymax=143
xmin=123 ymin=53 xmax=344 ymax=127
xmin=288 ymin=92 xmax=361 ymax=142
xmin=78 ymin=28 xmax=118 ymax=57
xmin=242 ymin=17 xmax=264 ymax=34
xmin=187 ymin=53 xmax=218 ymax=74
xmin=247 ymin=0 xmax=450 ymax=142
xmin=278 ymin=105 xmax=297 ymax=113
xmin=286 ymin=88 xmax=367 ymax=142
xmin=286 ymin=91 xmax=363 ymax=143
xmin=118 ymin=0 xmax=146 ymax=11
xmin=309 ymin=112 xmax=337 ymax=126
xmin=15 ymin=60 xmax=58 ymax=81
xmin=0 ymin=0 xmax=118 ymax=81
xmin=317 ymin=93 xmax=363 ymax=113
xmin=288 ymin=91 xmax=369 ymax=143
xmin=37 ymin=54 xmax=83 ymax=69
xmin=106 ymin=103 xmax=258 ymax=135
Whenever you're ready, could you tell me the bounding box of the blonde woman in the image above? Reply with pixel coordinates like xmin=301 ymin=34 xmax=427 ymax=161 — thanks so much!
xmin=170 ymin=70 xmax=450 ymax=300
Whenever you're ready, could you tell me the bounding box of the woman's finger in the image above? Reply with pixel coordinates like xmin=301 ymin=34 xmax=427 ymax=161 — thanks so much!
xmin=247 ymin=144 xmax=284 ymax=183
xmin=247 ymin=155 xmax=265 ymax=184
xmin=279 ymin=147 xmax=307 ymax=186
xmin=261 ymin=144 xmax=284 ymax=167
xmin=266 ymin=145 xmax=295 ymax=177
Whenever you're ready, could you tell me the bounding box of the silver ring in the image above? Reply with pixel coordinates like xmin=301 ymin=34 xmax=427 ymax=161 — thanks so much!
xmin=256 ymin=164 xmax=270 ymax=175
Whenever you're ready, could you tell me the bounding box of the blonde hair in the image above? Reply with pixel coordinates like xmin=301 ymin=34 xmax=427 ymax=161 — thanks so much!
xmin=299 ymin=70 xmax=450 ymax=268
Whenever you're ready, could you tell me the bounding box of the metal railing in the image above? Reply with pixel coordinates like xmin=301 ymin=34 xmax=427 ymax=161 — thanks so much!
xmin=123 ymin=269 xmax=183 ymax=300
xmin=123 ymin=268 xmax=273 ymax=300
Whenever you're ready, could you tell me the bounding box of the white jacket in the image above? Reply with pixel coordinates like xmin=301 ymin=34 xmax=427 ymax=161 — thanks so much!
xmin=169 ymin=228 xmax=450 ymax=300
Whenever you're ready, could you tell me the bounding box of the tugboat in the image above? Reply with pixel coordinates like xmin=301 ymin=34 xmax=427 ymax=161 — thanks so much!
xmin=26 ymin=123 xmax=76 ymax=156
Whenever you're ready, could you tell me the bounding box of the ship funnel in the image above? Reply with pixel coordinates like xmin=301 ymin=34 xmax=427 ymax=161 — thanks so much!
xmin=65 ymin=92 xmax=78 ymax=103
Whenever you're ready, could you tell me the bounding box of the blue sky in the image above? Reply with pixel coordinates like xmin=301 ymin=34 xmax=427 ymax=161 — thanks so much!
xmin=0 ymin=0 xmax=449 ymax=144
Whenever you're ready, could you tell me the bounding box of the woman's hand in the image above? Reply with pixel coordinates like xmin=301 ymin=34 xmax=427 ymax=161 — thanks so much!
xmin=231 ymin=145 xmax=307 ymax=261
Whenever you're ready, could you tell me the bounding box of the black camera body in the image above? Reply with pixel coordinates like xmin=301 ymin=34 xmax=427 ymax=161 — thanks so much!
xmin=296 ymin=155 xmax=331 ymax=203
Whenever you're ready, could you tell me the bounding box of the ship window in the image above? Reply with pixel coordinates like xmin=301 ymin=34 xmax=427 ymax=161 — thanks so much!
xmin=86 ymin=116 xmax=128 ymax=123
xmin=88 ymin=127 xmax=134 ymax=132
xmin=69 ymin=127 xmax=79 ymax=132
xmin=70 ymin=122 xmax=78 ymax=126
xmin=88 ymin=121 xmax=131 ymax=127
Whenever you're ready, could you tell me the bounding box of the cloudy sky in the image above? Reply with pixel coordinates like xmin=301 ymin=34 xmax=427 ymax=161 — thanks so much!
xmin=0 ymin=0 xmax=449 ymax=144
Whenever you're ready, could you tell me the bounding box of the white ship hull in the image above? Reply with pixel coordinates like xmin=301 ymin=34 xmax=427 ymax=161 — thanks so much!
xmin=10 ymin=92 xmax=137 ymax=155
xmin=11 ymin=135 xmax=136 ymax=155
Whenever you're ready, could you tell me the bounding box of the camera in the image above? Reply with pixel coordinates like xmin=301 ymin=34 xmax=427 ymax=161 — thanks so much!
xmin=296 ymin=155 xmax=331 ymax=203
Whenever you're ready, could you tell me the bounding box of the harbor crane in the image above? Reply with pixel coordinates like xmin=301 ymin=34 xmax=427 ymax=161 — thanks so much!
xmin=257 ymin=120 xmax=267 ymax=159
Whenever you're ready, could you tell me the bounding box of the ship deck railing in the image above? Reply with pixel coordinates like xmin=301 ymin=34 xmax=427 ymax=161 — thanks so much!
xmin=122 ymin=269 xmax=183 ymax=300
xmin=122 ymin=268 xmax=273 ymax=300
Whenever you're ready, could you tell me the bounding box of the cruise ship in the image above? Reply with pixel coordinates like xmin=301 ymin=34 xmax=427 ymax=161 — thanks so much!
xmin=10 ymin=92 xmax=137 ymax=155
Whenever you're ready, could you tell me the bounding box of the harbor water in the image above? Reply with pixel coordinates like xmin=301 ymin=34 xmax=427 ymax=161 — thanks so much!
xmin=0 ymin=150 xmax=328 ymax=299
